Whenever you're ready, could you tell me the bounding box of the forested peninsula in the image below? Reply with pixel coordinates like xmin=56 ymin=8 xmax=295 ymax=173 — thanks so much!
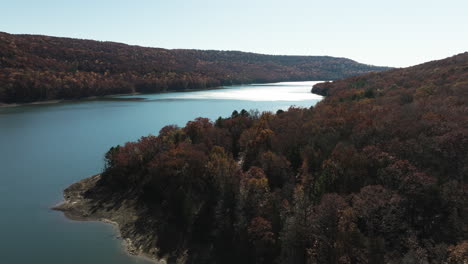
xmin=0 ymin=32 xmax=389 ymax=104
xmin=54 ymin=52 xmax=468 ymax=264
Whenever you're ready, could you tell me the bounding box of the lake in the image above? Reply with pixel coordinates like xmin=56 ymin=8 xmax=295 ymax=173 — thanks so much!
xmin=0 ymin=81 xmax=322 ymax=264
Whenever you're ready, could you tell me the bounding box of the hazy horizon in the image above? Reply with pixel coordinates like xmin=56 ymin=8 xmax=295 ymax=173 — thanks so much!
xmin=2 ymin=0 xmax=467 ymax=68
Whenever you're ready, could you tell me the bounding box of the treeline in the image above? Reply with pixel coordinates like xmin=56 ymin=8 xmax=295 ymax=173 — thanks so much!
xmin=89 ymin=53 xmax=467 ymax=264
xmin=0 ymin=32 xmax=389 ymax=103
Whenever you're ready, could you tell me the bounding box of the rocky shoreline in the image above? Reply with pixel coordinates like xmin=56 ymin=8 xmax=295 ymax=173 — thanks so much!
xmin=52 ymin=174 xmax=165 ymax=264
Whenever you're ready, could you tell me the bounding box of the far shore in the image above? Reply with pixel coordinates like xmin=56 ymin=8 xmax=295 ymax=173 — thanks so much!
xmin=0 ymin=86 xmax=229 ymax=108
xmin=0 ymin=86 xmax=231 ymax=108
xmin=0 ymin=99 xmax=64 ymax=108
xmin=0 ymin=80 xmax=325 ymax=108
xmin=0 ymin=92 xmax=144 ymax=108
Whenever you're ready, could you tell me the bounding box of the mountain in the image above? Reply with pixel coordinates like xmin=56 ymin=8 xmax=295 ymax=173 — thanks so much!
xmin=55 ymin=53 xmax=467 ymax=264
xmin=0 ymin=32 xmax=389 ymax=103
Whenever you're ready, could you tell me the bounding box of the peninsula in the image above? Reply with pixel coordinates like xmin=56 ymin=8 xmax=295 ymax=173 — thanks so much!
xmin=55 ymin=53 xmax=467 ymax=264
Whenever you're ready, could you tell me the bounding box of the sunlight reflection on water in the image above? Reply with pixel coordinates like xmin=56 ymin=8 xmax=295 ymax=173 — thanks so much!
xmin=161 ymin=81 xmax=323 ymax=101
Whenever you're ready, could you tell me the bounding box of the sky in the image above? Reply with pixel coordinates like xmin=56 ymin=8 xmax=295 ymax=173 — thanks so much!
xmin=1 ymin=0 xmax=467 ymax=67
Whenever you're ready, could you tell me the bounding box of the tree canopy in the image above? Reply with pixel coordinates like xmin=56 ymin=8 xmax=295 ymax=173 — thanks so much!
xmin=0 ymin=32 xmax=389 ymax=103
xmin=86 ymin=53 xmax=467 ymax=263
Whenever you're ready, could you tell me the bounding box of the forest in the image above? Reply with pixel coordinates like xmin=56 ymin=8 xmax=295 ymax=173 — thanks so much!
xmin=84 ymin=52 xmax=468 ymax=264
xmin=0 ymin=32 xmax=389 ymax=103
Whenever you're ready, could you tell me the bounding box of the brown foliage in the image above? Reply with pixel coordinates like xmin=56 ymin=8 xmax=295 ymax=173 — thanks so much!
xmin=93 ymin=53 xmax=467 ymax=263
xmin=0 ymin=32 xmax=389 ymax=103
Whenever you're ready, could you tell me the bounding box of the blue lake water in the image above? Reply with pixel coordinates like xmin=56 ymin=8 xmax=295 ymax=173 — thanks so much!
xmin=0 ymin=81 xmax=322 ymax=264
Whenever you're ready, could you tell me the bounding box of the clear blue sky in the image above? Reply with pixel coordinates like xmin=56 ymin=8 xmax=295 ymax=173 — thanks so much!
xmin=2 ymin=0 xmax=467 ymax=67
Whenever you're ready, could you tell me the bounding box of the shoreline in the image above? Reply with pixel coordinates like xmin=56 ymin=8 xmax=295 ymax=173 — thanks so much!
xmin=59 ymin=213 xmax=158 ymax=264
xmin=0 ymin=100 xmax=64 ymax=108
xmin=0 ymin=87 xmax=228 ymax=108
xmin=52 ymin=174 xmax=166 ymax=264
xmin=0 ymin=93 xmax=144 ymax=108
xmin=0 ymin=80 xmax=325 ymax=108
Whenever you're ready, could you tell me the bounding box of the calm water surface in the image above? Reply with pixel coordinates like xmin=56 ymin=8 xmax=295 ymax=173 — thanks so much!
xmin=0 ymin=81 xmax=322 ymax=264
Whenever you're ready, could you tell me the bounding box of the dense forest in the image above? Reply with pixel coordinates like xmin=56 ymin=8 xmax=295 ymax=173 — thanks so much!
xmin=63 ymin=53 xmax=467 ymax=263
xmin=0 ymin=32 xmax=389 ymax=104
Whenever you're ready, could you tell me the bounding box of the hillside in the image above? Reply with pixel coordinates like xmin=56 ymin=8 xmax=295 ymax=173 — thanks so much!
xmin=0 ymin=32 xmax=389 ymax=103
xmin=55 ymin=53 xmax=467 ymax=264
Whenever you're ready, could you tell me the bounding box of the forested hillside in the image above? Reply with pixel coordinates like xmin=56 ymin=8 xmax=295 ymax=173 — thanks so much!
xmin=0 ymin=32 xmax=389 ymax=103
xmin=60 ymin=53 xmax=467 ymax=264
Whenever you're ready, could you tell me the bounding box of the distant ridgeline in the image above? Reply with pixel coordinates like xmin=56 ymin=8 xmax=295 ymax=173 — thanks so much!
xmin=0 ymin=32 xmax=389 ymax=103
xmin=62 ymin=53 xmax=467 ymax=263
